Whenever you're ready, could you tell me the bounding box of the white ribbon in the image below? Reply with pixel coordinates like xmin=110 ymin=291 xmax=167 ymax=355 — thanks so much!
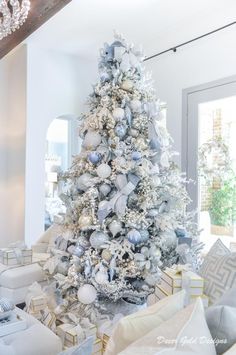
xmin=98 ymin=174 xmax=140 ymax=223
xmin=166 ymin=264 xmax=192 ymax=306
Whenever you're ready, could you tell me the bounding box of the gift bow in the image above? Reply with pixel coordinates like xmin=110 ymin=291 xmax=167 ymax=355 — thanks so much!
xmin=166 ymin=264 xmax=192 ymax=306
xmin=0 ymin=241 xmax=28 ymax=264
xmin=98 ymin=173 xmax=140 ymax=223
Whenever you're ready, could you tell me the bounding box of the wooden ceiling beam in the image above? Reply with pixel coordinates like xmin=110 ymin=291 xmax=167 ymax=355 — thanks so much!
xmin=0 ymin=0 xmax=72 ymax=59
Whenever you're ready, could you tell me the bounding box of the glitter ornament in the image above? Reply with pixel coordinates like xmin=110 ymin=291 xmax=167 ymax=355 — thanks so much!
xmin=95 ymin=270 xmax=109 ymax=284
xmin=130 ymin=99 xmax=142 ymax=113
xmin=90 ymin=231 xmax=110 ymax=249
xmin=88 ymin=151 xmax=102 ymax=165
xmin=113 ymin=108 xmax=125 ymax=121
xmin=127 ymin=229 xmax=142 ymax=245
xmin=77 ymin=284 xmax=97 ymax=304
xmin=99 ymin=183 xmax=111 ymax=196
xmin=77 ymin=236 xmax=90 ymax=248
xmin=97 ymin=164 xmax=111 ymax=179
xmin=79 ymin=214 xmax=93 ymax=229
xmin=77 ymin=173 xmax=94 ymax=191
xmin=101 ymin=249 xmax=112 ymax=262
xmin=129 ymin=128 xmax=139 ymax=137
xmin=115 ymin=123 xmax=127 ymax=139
xmin=83 ymin=131 xmax=102 ymax=149
xmin=121 ymin=79 xmax=133 ymax=91
xmin=108 ymin=220 xmax=122 ymax=236
xmin=159 ymin=230 xmax=177 ymax=248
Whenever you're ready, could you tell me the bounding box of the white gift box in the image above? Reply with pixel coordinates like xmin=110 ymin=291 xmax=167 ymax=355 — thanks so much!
xmin=29 ymin=295 xmax=47 ymax=312
xmin=0 ymin=248 xmax=32 ymax=266
xmin=160 ymin=268 xmax=204 ymax=296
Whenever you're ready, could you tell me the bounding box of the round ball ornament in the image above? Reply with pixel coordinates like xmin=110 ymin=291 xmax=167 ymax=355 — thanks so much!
xmin=99 ymin=183 xmax=111 ymax=196
xmin=121 ymin=79 xmax=133 ymax=91
xmin=112 ymin=108 xmax=125 ymax=121
xmin=73 ymin=245 xmax=85 ymax=257
xmin=97 ymin=164 xmax=111 ymax=179
xmin=95 ymin=270 xmax=109 ymax=284
xmin=88 ymin=151 xmax=102 ymax=165
xmin=127 ymin=229 xmax=142 ymax=245
xmin=115 ymin=123 xmax=127 ymax=139
xmin=130 ymin=99 xmax=142 ymax=113
xmin=108 ymin=220 xmax=122 ymax=236
xmin=132 ymin=151 xmax=142 ymax=161
xmin=77 ymin=173 xmax=93 ymax=191
xmin=129 ymin=128 xmax=139 ymax=138
xmin=79 ymin=214 xmax=93 ymax=229
xmin=159 ymin=230 xmax=177 ymax=248
xmin=102 ymin=249 xmax=112 ymax=262
xmin=90 ymin=231 xmax=109 ymax=249
xmin=140 ymin=229 xmax=149 ymax=243
xmin=77 ymin=284 xmax=97 ymax=305
xmin=83 ymin=131 xmax=102 ymax=149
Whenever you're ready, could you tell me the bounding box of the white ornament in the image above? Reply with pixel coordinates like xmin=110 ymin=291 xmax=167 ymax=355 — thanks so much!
xmin=83 ymin=131 xmax=102 ymax=149
xmin=77 ymin=173 xmax=94 ymax=191
xmin=159 ymin=230 xmax=177 ymax=248
xmin=99 ymin=183 xmax=111 ymax=196
xmin=113 ymin=108 xmax=125 ymax=121
xmin=130 ymin=99 xmax=142 ymax=113
xmin=95 ymin=270 xmax=109 ymax=284
xmin=121 ymin=79 xmax=133 ymax=91
xmin=108 ymin=220 xmax=122 ymax=236
xmin=77 ymin=284 xmax=97 ymax=305
xmin=97 ymin=164 xmax=111 ymax=179
xmin=129 ymin=128 xmax=139 ymax=138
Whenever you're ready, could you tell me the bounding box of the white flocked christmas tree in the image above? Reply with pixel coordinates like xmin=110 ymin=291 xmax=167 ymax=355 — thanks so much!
xmin=44 ymin=34 xmax=201 ymax=322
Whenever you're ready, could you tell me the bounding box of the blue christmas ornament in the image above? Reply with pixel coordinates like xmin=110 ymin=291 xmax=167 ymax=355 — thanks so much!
xmin=150 ymin=139 xmax=161 ymax=150
xmin=115 ymin=123 xmax=127 ymax=139
xmin=73 ymin=245 xmax=85 ymax=257
xmin=139 ymin=229 xmax=149 ymax=243
xmin=127 ymin=229 xmax=142 ymax=245
xmin=88 ymin=151 xmax=102 ymax=165
xmin=132 ymin=151 xmax=142 ymax=161
xmin=175 ymin=228 xmax=188 ymax=238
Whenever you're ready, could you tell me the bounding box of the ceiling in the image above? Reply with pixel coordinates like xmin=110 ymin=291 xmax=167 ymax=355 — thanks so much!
xmin=24 ymin=0 xmax=236 ymax=60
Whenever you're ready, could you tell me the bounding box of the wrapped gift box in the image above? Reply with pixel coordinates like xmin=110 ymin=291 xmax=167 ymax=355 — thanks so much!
xmin=160 ymin=269 xmax=204 ymax=296
xmin=0 ymin=248 xmax=32 ymax=266
xmin=29 ymin=295 xmax=47 ymax=312
xmin=41 ymin=308 xmax=56 ymax=330
xmin=93 ymin=338 xmax=103 ymax=354
xmin=155 ymin=284 xmax=208 ymax=307
xmin=28 ymin=310 xmax=42 ymax=321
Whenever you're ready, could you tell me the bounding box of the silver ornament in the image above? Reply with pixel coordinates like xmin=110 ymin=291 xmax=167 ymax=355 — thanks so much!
xmin=73 ymin=245 xmax=85 ymax=257
xmin=88 ymin=151 xmax=102 ymax=165
xmin=159 ymin=230 xmax=177 ymax=248
xmin=99 ymin=183 xmax=111 ymax=196
xmin=90 ymin=231 xmax=110 ymax=249
xmin=77 ymin=173 xmax=94 ymax=191
xmin=130 ymin=99 xmax=142 ymax=113
xmin=77 ymin=236 xmax=90 ymax=248
xmin=97 ymin=164 xmax=111 ymax=179
xmin=83 ymin=131 xmax=102 ymax=149
xmin=115 ymin=123 xmax=127 ymax=139
xmin=113 ymin=107 xmax=125 ymax=121
xmin=140 ymin=229 xmax=149 ymax=243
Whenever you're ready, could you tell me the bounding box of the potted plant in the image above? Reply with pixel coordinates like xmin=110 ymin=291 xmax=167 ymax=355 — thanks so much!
xmin=209 ymin=175 xmax=236 ymax=236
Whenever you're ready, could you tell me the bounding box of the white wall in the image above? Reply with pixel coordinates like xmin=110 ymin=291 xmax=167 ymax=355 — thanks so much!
xmin=25 ymin=46 xmax=96 ymax=245
xmin=145 ymin=25 xmax=236 ymax=167
xmin=0 ymin=46 xmax=27 ymax=247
